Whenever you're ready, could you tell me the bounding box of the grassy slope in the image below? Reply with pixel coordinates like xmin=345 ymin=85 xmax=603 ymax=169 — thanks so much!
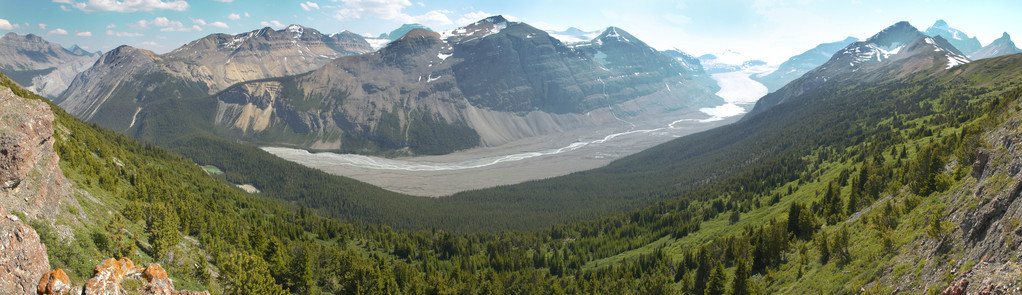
xmin=588 ymin=54 xmax=1022 ymax=293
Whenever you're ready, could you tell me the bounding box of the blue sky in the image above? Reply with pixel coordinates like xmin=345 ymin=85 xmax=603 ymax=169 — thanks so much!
xmin=0 ymin=0 xmax=1018 ymax=64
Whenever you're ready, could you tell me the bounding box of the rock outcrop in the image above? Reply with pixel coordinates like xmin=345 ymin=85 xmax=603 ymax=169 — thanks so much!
xmin=0 ymin=87 xmax=73 ymax=221
xmin=38 ymin=258 xmax=209 ymax=295
xmin=36 ymin=269 xmax=70 ymax=295
xmin=0 ymin=205 xmax=51 ymax=295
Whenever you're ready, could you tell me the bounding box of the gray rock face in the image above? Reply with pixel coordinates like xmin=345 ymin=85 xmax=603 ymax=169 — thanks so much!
xmin=57 ymin=25 xmax=372 ymax=132
xmin=0 ymin=33 xmax=98 ymax=99
xmin=209 ymin=17 xmax=722 ymax=154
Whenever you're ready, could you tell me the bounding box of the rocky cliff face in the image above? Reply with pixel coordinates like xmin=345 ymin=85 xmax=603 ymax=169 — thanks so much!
xmin=872 ymin=83 xmax=1022 ymax=293
xmin=0 ymin=33 xmax=98 ymax=99
xmin=0 ymin=204 xmax=51 ymax=295
xmin=0 ymin=87 xmax=73 ymax=221
xmin=210 ymin=16 xmax=721 ymax=154
xmin=58 ymin=25 xmax=371 ymax=132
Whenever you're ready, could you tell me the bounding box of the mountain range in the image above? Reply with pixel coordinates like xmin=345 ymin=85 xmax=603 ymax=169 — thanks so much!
xmin=0 ymin=33 xmax=99 ymax=98
xmin=58 ymin=16 xmax=721 ymax=155
xmin=749 ymin=21 xmax=970 ymax=116
xmin=56 ymin=24 xmax=372 ymax=132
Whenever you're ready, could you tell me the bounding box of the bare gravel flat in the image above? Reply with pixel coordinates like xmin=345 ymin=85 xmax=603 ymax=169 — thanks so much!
xmin=265 ymin=110 xmax=742 ymax=197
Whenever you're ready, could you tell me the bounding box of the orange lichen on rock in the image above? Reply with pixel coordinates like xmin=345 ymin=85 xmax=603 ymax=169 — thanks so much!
xmin=36 ymin=269 xmax=71 ymax=295
xmin=38 ymin=258 xmax=208 ymax=295
xmin=83 ymin=257 xmax=142 ymax=294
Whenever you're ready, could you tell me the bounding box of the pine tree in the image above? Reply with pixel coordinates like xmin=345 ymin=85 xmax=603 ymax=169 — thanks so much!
xmin=704 ymin=263 xmax=727 ymax=295
xmin=693 ymin=250 xmax=713 ymax=295
xmin=730 ymin=257 xmax=750 ymax=295
xmin=146 ymin=203 xmax=180 ymax=260
xmin=218 ymin=251 xmax=288 ymax=295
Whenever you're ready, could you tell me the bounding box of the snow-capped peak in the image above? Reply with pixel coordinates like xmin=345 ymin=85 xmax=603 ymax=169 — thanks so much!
xmin=222 ymin=31 xmax=255 ymax=50
xmin=287 ymin=24 xmax=304 ymax=39
xmin=928 ymin=20 xmax=966 ymax=40
xmin=439 ymin=15 xmax=511 ymax=43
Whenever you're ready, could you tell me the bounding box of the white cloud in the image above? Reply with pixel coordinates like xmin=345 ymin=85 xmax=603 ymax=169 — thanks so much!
xmin=106 ymin=23 xmax=116 ymax=28
xmin=260 ymin=20 xmax=285 ymax=28
xmin=332 ymin=0 xmax=452 ymax=26
xmin=301 ymin=1 xmax=319 ymax=11
xmin=209 ymin=21 xmax=229 ymax=29
xmin=76 ymin=31 xmax=92 ymax=36
xmin=131 ymin=19 xmax=149 ymax=29
xmin=138 ymin=41 xmax=159 ymax=47
xmin=51 ymin=0 xmax=72 ymax=3
xmin=161 ymin=25 xmax=201 ymax=32
xmin=455 ymin=11 xmax=496 ymax=26
xmin=48 ymin=28 xmax=69 ymax=35
xmin=190 ymin=18 xmax=206 ymax=26
xmin=332 ymin=0 xmax=457 ymax=26
xmin=0 ymin=19 xmax=12 ymax=30
xmin=211 ymin=0 xmax=232 ymax=2
xmin=69 ymin=0 xmax=190 ymax=12
xmin=133 ymin=16 xmax=200 ymax=32
xmin=151 ymin=17 xmax=174 ymax=27
xmin=38 ymin=23 xmax=48 ymax=30
xmin=244 ymin=12 xmax=249 ymax=17
xmin=106 ymin=30 xmax=144 ymax=37
xmin=227 ymin=13 xmax=241 ymax=20
xmin=60 ymin=5 xmax=71 ymax=11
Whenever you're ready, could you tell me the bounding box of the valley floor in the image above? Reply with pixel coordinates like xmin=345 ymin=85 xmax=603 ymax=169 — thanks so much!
xmin=264 ymin=69 xmax=772 ymax=196
xmin=265 ymin=107 xmax=742 ymax=196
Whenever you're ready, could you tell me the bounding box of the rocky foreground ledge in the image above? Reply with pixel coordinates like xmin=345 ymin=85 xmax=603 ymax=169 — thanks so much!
xmin=37 ymin=257 xmax=208 ymax=295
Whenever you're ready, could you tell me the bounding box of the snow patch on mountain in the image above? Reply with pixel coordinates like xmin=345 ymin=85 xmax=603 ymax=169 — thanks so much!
xmin=924 ymin=37 xmax=971 ymax=69
xmin=440 ymin=16 xmax=509 ymax=43
xmin=287 ymin=24 xmax=304 ymax=39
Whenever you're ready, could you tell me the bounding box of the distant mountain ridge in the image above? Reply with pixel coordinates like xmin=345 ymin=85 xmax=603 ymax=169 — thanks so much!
xmin=970 ymin=32 xmax=1021 ymax=60
xmin=748 ymin=21 xmax=970 ymax=117
xmin=752 ymin=37 xmax=858 ymax=92
xmin=130 ymin=16 xmax=722 ymax=155
xmin=378 ymin=23 xmax=433 ymax=41
xmin=57 ymin=24 xmax=372 ymax=128
xmin=924 ymin=19 xmax=982 ymax=55
xmin=697 ymin=50 xmax=767 ymax=74
xmin=0 ymin=33 xmax=99 ymax=98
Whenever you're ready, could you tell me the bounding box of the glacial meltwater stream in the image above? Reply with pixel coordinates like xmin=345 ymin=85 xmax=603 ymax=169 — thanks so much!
xmin=263 ymin=67 xmax=772 ymax=196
